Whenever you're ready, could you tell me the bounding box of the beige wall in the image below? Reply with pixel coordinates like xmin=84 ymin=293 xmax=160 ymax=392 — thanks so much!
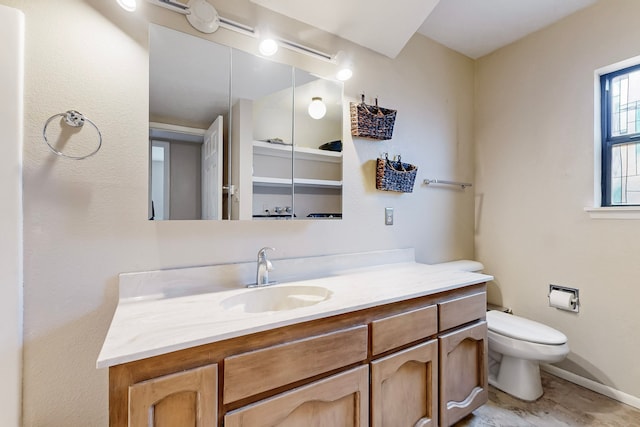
xmin=8 ymin=0 xmax=475 ymax=424
xmin=475 ymin=0 xmax=640 ymax=399
xmin=0 ymin=4 xmax=23 ymax=426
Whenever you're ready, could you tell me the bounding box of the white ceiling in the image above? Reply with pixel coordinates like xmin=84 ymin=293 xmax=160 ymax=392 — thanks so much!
xmin=250 ymin=0 xmax=441 ymax=58
xmin=149 ymin=25 xmax=342 ymax=130
xmin=250 ymin=0 xmax=598 ymax=59
xmin=418 ymin=0 xmax=598 ymax=59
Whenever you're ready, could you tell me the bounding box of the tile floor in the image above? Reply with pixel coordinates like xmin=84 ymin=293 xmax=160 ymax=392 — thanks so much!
xmin=455 ymin=372 xmax=640 ymax=426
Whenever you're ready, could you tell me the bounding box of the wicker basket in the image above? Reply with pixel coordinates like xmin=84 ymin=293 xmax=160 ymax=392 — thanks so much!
xmin=376 ymin=155 xmax=417 ymax=193
xmin=350 ymin=95 xmax=396 ymax=140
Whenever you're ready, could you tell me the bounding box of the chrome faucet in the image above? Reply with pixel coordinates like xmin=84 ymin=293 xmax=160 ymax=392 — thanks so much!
xmin=252 ymin=247 xmax=275 ymax=287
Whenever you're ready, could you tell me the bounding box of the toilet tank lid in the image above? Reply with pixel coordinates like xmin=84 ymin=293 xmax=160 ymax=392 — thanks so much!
xmin=429 ymin=260 xmax=484 ymax=272
xmin=487 ymin=310 xmax=568 ymax=345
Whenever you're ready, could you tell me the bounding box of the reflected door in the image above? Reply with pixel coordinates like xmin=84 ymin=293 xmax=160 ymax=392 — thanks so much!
xmin=201 ymin=115 xmax=223 ymax=220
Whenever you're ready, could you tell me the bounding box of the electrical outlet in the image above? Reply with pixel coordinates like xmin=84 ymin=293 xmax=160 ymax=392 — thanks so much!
xmin=385 ymin=207 xmax=394 ymax=225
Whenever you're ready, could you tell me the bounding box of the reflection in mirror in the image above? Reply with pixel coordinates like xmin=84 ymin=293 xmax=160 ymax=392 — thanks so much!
xmin=149 ymin=24 xmax=230 ymax=220
xmin=230 ymin=48 xmax=294 ymax=220
xmin=293 ymin=68 xmax=343 ymax=219
xmin=148 ymin=24 xmax=342 ymax=220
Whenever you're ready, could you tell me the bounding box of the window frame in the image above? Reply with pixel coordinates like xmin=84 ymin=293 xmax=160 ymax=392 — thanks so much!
xmin=600 ymin=63 xmax=640 ymax=206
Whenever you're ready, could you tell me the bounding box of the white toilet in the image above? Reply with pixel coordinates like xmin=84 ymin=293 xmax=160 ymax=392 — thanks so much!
xmin=487 ymin=310 xmax=569 ymax=401
xmin=432 ymin=260 xmax=570 ymax=401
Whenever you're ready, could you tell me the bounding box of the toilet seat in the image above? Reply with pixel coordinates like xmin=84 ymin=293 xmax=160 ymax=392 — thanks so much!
xmin=487 ymin=310 xmax=567 ymax=345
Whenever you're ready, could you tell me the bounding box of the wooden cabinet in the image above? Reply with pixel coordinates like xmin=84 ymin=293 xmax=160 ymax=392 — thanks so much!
xmin=109 ymin=284 xmax=488 ymax=427
xmin=438 ymin=292 xmax=486 ymax=332
xmin=224 ymin=326 xmax=368 ymax=404
xmin=371 ymin=340 xmax=439 ymax=427
xmin=371 ymin=305 xmax=437 ymax=356
xmin=438 ymin=321 xmax=488 ymax=427
xmin=127 ymin=364 xmax=217 ymax=427
xmin=225 ymin=366 xmax=369 ymax=427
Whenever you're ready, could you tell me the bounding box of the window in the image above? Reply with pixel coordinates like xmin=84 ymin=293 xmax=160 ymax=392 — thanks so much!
xmin=601 ymin=64 xmax=640 ymax=206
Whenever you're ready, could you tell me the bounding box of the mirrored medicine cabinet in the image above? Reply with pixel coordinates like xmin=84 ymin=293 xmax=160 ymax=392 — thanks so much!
xmin=148 ymin=24 xmax=343 ymax=221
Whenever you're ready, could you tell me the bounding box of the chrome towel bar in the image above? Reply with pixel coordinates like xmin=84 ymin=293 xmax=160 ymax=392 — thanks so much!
xmin=423 ymin=179 xmax=472 ymax=189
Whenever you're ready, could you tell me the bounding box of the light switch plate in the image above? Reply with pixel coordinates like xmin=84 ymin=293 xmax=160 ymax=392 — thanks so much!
xmin=385 ymin=207 xmax=394 ymax=225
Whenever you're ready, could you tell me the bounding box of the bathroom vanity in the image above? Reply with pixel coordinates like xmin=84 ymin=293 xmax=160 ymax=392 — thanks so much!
xmin=98 ymin=252 xmax=490 ymax=426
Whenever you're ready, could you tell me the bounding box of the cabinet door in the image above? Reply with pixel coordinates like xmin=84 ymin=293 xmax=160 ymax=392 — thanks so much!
xmin=128 ymin=364 xmax=217 ymax=427
xmin=438 ymin=321 xmax=488 ymax=427
xmin=225 ymin=365 xmax=369 ymax=427
xmin=371 ymin=339 xmax=438 ymax=427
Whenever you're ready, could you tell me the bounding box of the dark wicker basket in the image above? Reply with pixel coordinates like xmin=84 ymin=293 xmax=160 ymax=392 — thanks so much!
xmin=350 ymin=95 xmax=396 ymax=140
xmin=376 ymin=156 xmax=417 ymax=193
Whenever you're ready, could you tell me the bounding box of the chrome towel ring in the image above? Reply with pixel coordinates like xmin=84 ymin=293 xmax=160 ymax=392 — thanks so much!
xmin=42 ymin=110 xmax=102 ymax=160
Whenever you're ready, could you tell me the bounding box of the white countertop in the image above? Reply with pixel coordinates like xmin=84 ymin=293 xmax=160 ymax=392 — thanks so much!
xmin=97 ymin=261 xmax=492 ymax=368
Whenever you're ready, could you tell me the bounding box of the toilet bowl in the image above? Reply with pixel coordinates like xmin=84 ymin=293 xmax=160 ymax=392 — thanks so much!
xmin=486 ymin=310 xmax=569 ymax=401
xmin=430 ymin=260 xmax=570 ymax=401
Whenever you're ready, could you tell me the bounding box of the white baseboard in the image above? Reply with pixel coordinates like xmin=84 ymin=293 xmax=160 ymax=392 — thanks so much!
xmin=541 ymin=364 xmax=640 ymax=410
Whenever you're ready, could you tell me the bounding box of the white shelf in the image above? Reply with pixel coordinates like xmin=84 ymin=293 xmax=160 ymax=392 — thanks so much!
xmin=253 ymin=176 xmax=342 ymax=189
xmin=253 ymin=140 xmax=342 ymax=163
xmin=253 ymin=176 xmax=292 ymax=187
xmin=294 ymin=178 xmax=343 ymax=189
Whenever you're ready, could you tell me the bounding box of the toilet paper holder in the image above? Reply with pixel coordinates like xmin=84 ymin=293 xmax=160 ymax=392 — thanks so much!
xmin=548 ymin=284 xmax=579 ymax=313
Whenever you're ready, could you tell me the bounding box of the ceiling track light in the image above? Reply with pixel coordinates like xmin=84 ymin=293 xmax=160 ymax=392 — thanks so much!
xmin=336 ymin=67 xmax=353 ymax=81
xmin=259 ymin=38 xmax=279 ymax=56
xmin=119 ymin=0 xmax=351 ymax=77
xmin=218 ymin=16 xmax=256 ymax=37
xmin=147 ymin=0 xmax=190 ymax=14
xmin=117 ymin=0 xmax=137 ymax=12
xmin=278 ymin=39 xmax=333 ymax=62
xmin=334 ymin=50 xmax=353 ymax=81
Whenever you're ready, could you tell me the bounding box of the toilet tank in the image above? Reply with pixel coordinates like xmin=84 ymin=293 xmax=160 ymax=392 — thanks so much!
xmin=429 ymin=260 xmax=484 ymax=273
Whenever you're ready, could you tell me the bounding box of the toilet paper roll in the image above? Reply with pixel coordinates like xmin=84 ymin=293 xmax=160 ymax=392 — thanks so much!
xmin=549 ymin=289 xmax=575 ymax=310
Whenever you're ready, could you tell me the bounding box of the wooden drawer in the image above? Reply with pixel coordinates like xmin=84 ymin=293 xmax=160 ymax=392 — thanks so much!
xmin=223 ymin=325 xmax=368 ymax=403
xmin=371 ymin=305 xmax=437 ymax=355
xmin=225 ymin=366 xmax=369 ymax=427
xmin=438 ymin=292 xmax=486 ymax=332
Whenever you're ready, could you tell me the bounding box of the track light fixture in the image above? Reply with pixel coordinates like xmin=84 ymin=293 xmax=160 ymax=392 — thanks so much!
xmin=258 ymin=38 xmax=278 ymax=57
xmin=116 ymin=0 xmax=353 ymax=79
xmin=116 ymin=0 xmax=137 ymax=12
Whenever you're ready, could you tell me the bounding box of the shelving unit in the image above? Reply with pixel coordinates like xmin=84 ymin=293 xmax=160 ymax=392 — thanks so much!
xmin=252 ymin=177 xmax=342 ymax=188
xmin=253 ymin=141 xmax=341 ymax=161
xmin=252 ymin=141 xmax=343 ymax=189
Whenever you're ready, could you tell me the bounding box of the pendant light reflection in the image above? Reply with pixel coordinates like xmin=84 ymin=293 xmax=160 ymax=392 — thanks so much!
xmin=259 ymin=38 xmax=278 ymax=56
xmin=308 ymin=97 xmax=326 ymax=120
xmin=117 ymin=0 xmax=137 ymax=11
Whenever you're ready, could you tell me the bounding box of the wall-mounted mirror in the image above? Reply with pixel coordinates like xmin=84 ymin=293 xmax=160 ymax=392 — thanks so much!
xmin=148 ymin=24 xmax=343 ymax=221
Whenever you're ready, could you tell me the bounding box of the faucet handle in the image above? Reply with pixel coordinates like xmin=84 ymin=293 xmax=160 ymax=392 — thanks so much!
xmin=257 ymin=247 xmax=275 ymax=259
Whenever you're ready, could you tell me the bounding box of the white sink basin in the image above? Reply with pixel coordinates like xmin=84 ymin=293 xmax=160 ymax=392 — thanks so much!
xmin=221 ymin=285 xmax=332 ymax=313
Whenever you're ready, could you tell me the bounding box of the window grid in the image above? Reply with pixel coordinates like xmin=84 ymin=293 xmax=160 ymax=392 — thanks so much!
xmin=601 ymin=64 xmax=640 ymax=206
